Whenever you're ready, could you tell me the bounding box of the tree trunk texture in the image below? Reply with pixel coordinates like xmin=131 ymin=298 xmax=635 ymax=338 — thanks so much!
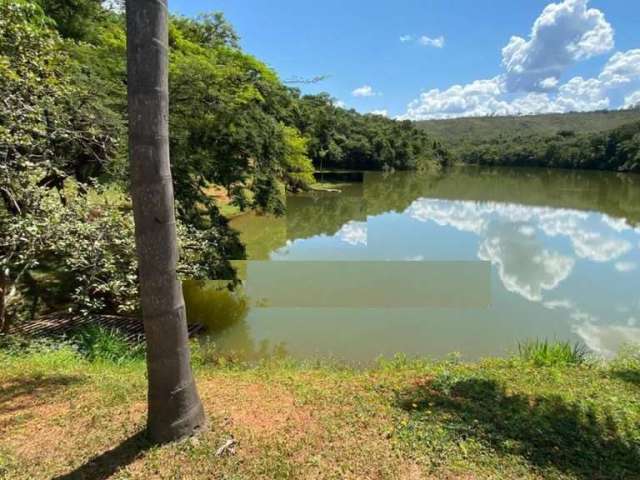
xmin=0 ymin=272 xmax=7 ymax=334
xmin=126 ymin=0 xmax=206 ymax=443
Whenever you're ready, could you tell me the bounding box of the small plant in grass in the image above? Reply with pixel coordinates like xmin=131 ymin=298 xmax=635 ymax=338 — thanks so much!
xmin=70 ymin=325 xmax=144 ymax=364
xmin=517 ymin=339 xmax=589 ymax=366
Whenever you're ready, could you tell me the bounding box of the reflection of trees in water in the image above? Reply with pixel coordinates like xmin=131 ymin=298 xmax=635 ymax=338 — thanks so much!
xmin=367 ymin=167 xmax=640 ymax=227
xmin=363 ymin=170 xmax=447 ymax=216
xmin=233 ymin=167 xmax=640 ymax=258
xmin=182 ymin=279 xmax=288 ymax=362
xmin=229 ymin=213 xmax=287 ymax=260
xmin=418 ymin=167 xmax=640 ymax=225
xmin=183 ymin=280 xmax=249 ymax=330
xmin=285 ymin=184 xmax=367 ymax=241
xmin=284 ymin=172 xmax=448 ymax=241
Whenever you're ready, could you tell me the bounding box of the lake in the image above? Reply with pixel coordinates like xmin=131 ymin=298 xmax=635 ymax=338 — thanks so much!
xmin=184 ymin=166 xmax=640 ymax=363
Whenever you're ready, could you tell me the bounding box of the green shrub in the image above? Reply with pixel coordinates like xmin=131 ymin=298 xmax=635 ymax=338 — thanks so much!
xmin=70 ymin=325 xmax=144 ymax=363
xmin=518 ymin=339 xmax=589 ymax=367
xmin=1 ymin=177 xmax=243 ymax=329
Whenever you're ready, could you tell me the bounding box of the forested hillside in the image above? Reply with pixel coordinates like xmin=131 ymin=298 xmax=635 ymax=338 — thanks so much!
xmin=0 ymin=0 xmax=445 ymax=329
xmin=456 ymin=121 xmax=640 ymax=172
xmin=416 ymin=110 xmax=640 ymax=172
xmin=416 ymin=109 xmax=640 ymax=146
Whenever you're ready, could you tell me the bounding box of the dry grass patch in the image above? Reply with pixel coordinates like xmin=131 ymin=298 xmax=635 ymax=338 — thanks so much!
xmin=0 ymin=367 xmax=418 ymax=479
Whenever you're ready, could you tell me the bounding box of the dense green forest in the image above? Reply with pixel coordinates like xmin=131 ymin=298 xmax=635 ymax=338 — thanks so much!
xmin=296 ymin=94 xmax=450 ymax=171
xmin=456 ymin=120 xmax=640 ymax=172
xmin=416 ymin=109 xmax=640 ymax=145
xmin=0 ymin=0 xmax=445 ymax=329
xmin=417 ymin=110 xmax=640 ymax=172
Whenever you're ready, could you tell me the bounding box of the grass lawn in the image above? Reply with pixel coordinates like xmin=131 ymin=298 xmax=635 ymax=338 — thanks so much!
xmin=1 ymin=343 xmax=639 ymax=479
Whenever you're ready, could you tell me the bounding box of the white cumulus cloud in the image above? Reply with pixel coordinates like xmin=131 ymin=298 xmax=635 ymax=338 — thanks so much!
xmin=623 ymin=90 xmax=640 ymax=109
xmin=502 ymin=0 xmax=613 ymax=93
xmin=352 ymin=85 xmax=378 ymax=97
xmin=102 ymin=0 xmax=123 ymax=12
xmin=401 ymin=75 xmax=610 ymax=120
xmin=599 ymin=49 xmax=640 ymax=87
xmin=539 ymin=77 xmax=560 ymax=90
xmin=400 ymin=34 xmax=445 ymax=48
xmin=553 ymin=76 xmax=609 ymax=111
xmin=369 ymin=109 xmax=388 ymax=117
xmin=418 ymin=35 xmax=445 ymax=48
xmin=400 ymin=0 xmax=640 ymax=120
xmin=402 ymin=77 xmax=509 ymax=120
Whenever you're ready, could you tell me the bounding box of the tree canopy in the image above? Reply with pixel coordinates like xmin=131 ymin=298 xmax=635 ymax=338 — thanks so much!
xmin=456 ymin=121 xmax=640 ymax=172
xmin=0 ymin=0 xmax=445 ymax=327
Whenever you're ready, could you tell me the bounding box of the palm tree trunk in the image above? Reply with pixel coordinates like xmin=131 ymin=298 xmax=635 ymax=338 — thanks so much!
xmin=126 ymin=0 xmax=205 ymax=443
xmin=0 ymin=272 xmax=8 ymax=334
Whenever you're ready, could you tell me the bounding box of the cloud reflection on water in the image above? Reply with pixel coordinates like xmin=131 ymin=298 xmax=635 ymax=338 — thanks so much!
xmin=406 ymin=198 xmax=640 ymax=357
xmin=336 ymin=220 xmax=368 ymax=246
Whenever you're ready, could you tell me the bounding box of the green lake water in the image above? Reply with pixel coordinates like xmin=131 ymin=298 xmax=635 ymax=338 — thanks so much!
xmin=184 ymin=166 xmax=640 ymax=363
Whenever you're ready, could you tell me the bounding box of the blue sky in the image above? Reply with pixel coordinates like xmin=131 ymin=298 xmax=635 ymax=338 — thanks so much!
xmin=169 ymin=0 xmax=640 ymax=119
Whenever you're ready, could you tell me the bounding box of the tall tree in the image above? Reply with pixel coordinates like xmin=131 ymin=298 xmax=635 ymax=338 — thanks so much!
xmin=126 ymin=0 xmax=205 ymax=442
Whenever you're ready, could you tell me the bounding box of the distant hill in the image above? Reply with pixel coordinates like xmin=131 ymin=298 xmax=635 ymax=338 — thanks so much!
xmin=415 ymin=109 xmax=640 ymax=146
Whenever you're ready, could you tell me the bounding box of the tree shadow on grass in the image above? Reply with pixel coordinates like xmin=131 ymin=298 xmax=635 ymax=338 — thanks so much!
xmin=611 ymin=369 xmax=640 ymax=388
xmin=52 ymin=431 xmax=152 ymax=480
xmin=0 ymin=375 xmax=82 ymax=415
xmin=396 ymin=377 xmax=640 ymax=480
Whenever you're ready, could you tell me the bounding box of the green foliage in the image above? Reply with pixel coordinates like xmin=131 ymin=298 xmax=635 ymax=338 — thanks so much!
xmin=0 ymin=177 xmax=139 ymax=322
xmin=0 ymin=325 xmax=143 ymax=364
xmin=168 ymin=19 xmax=293 ymax=214
xmin=70 ymin=325 xmax=144 ymax=363
xmin=282 ymin=125 xmax=315 ymax=190
xmin=0 ymin=0 xmax=120 ymax=215
xmin=294 ymin=94 xmax=448 ymax=171
xmin=417 ymin=110 xmax=640 ymax=172
xmin=0 ymin=333 xmax=69 ymax=356
xmin=0 ymin=176 xmax=244 ymax=327
xmin=518 ymin=339 xmax=589 ymax=367
xmin=172 ymin=12 xmax=240 ymax=49
xmin=1 ymin=0 xmax=448 ymax=326
xmin=455 ymin=121 xmax=640 ymax=172
xmin=416 ymin=109 xmax=640 ymax=146
xmin=35 ymin=0 xmax=106 ymax=41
